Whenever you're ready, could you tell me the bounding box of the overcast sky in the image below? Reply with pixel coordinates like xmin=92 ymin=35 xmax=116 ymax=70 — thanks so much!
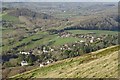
xmin=1 ymin=0 xmax=120 ymax=2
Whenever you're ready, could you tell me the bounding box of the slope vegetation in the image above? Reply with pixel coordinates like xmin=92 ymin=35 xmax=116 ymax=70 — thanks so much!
xmin=11 ymin=45 xmax=119 ymax=78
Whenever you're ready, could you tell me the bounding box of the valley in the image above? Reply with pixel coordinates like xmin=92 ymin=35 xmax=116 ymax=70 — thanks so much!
xmin=1 ymin=2 xmax=119 ymax=78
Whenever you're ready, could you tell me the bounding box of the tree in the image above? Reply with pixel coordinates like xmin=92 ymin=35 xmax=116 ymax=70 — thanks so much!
xmin=18 ymin=54 xmax=25 ymax=61
xmin=28 ymin=56 xmax=33 ymax=65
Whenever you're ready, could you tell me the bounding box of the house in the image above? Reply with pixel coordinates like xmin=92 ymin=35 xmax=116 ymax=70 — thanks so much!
xmin=43 ymin=50 xmax=48 ymax=53
xmin=43 ymin=47 xmax=48 ymax=53
xmin=50 ymin=48 xmax=54 ymax=52
xmin=40 ymin=63 xmax=44 ymax=67
xmin=64 ymin=44 xmax=68 ymax=47
xmin=20 ymin=51 xmax=30 ymax=55
xmin=47 ymin=59 xmax=54 ymax=64
xmin=80 ymin=40 xmax=85 ymax=43
xmin=39 ymin=59 xmax=54 ymax=67
xmin=97 ymin=38 xmax=101 ymax=40
xmin=85 ymin=43 xmax=88 ymax=46
xmin=68 ymin=47 xmax=71 ymax=50
xmin=60 ymin=48 xmax=63 ymax=50
xmin=42 ymin=62 xmax=48 ymax=65
xmin=21 ymin=61 xmax=28 ymax=66
xmin=73 ymin=44 xmax=76 ymax=47
xmin=90 ymin=39 xmax=94 ymax=43
xmin=91 ymin=36 xmax=94 ymax=39
xmin=59 ymin=32 xmax=71 ymax=38
xmin=46 ymin=60 xmax=51 ymax=64
xmin=43 ymin=47 xmax=46 ymax=50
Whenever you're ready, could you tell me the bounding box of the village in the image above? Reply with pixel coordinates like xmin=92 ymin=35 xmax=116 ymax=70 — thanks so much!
xmin=19 ymin=49 xmax=55 ymax=67
xmin=18 ymin=31 xmax=118 ymax=68
xmin=58 ymin=31 xmax=105 ymax=43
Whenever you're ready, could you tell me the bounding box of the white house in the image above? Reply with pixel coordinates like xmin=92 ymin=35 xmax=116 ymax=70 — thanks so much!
xmin=20 ymin=51 xmax=30 ymax=55
xmin=73 ymin=44 xmax=76 ymax=47
xmin=85 ymin=43 xmax=88 ymax=46
xmin=91 ymin=36 xmax=94 ymax=39
xmin=43 ymin=50 xmax=48 ymax=53
xmin=43 ymin=47 xmax=48 ymax=53
xmin=40 ymin=64 xmax=44 ymax=67
xmin=80 ymin=40 xmax=85 ymax=43
xmin=60 ymin=47 xmax=65 ymax=50
xmin=43 ymin=47 xmax=46 ymax=50
xmin=50 ymin=48 xmax=54 ymax=52
xmin=64 ymin=44 xmax=68 ymax=47
xmin=46 ymin=59 xmax=54 ymax=64
xmin=21 ymin=61 xmax=28 ymax=66
xmin=97 ymin=38 xmax=101 ymax=40
xmin=46 ymin=60 xmax=51 ymax=64
xmin=68 ymin=47 xmax=71 ymax=50
xmin=90 ymin=39 xmax=94 ymax=43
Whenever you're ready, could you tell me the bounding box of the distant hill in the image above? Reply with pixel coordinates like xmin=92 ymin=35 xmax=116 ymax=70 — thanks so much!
xmin=11 ymin=45 xmax=119 ymax=78
xmin=64 ymin=6 xmax=118 ymax=31
xmin=2 ymin=2 xmax=119 ymax=31
xmin=8 ymin=8 xmax=54 ymax=20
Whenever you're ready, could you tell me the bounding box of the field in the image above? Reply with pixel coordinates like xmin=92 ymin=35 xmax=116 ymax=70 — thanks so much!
xmin=11 ymin=45 xmax=119 ymax=78
xmin=66 ymin=30 xmax=118 ymax=35
xmin=2 ymin=14 xmax=19 ymax=22
xmin=51 ymin=37 xmax=80 ymax=46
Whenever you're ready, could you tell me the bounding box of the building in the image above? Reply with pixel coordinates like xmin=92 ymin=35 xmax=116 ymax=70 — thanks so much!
xmin=21 ymin=61 xmax=28 ymax=66
xmin=40 ymin=64 xmax=44 ymax=67
xmin=50 ymin=48 xmax=54 ymax=52
xmin=90 ymin=39 xmax=94 ymax=43
xmin=80 ymin=40 xmax=85 ymax=43
xmin=20 ymin=51 xmax=30 ymax=55
xmin=97 ymin=38 xmax=101 ymax=40
xmin=43 ymin=47 xmax=48 ymax=53
xmin=46 ymin=60 xmax=51 ymax=64
xmin=43 ymin=50 xmax=48 ymax=53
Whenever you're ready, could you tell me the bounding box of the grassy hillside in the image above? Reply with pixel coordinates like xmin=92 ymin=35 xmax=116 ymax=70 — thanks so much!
xmin=10 ymin=45 xmax=119 ymax=78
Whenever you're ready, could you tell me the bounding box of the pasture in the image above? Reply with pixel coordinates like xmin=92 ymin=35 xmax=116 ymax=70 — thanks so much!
xmin=66 ymin=30 xmax=118 ymax=36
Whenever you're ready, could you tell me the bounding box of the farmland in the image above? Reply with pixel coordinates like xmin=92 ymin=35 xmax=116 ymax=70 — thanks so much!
xmin=66 ymin=30 xmax=118 ymax=35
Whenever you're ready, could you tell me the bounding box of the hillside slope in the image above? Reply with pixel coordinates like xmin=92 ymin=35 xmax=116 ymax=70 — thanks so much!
xmin=8 ymin=8 xmax=54 ymax=19
xmin=10 ymin=45 xmax=119 ymax=78
xmin=3 ymin=3 xmax=119 ymax=31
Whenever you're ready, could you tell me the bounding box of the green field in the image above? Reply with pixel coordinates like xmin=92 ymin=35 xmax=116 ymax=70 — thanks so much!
xmin=51 ymin=37 xmax=80 ymax=46
xmin=66 ymin=30 xmax=118 ymax=35
xmin=3 ymin=30 xmax=79 ymax=52
xmin=2 ymin=31 xmax=50 ymax=52
xmin=10 ymin=45 xmax=119 ymax=78
xmin=2 ymin=14 xmax=19 ymax=22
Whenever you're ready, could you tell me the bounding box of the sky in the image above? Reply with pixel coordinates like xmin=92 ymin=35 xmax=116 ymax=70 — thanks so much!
xmin=1 ymin=0 xmax=120 ymax=2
